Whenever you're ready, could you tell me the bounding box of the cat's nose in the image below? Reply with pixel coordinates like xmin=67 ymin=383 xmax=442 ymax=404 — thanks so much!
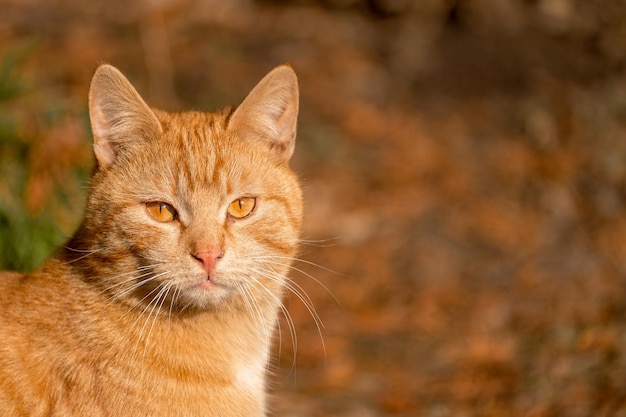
xmin=192 ymin=249 xmax=223 ymax=276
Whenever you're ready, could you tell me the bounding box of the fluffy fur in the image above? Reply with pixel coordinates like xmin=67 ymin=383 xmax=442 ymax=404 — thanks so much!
xmin=0 ymin=64 xmax=302 ymax=416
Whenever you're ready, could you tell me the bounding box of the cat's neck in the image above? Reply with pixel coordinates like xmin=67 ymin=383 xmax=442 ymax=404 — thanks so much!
xmin=39 ymin=255 xmax=276 ymax=379
xmin=8 ymin=256 xmax=272 ymax=414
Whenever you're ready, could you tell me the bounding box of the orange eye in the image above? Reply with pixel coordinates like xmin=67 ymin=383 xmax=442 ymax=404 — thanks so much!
xmin=227 ymin=197 xmax=256 ymax=219
xmin=146 ymin=202 xmax=177 ymax=222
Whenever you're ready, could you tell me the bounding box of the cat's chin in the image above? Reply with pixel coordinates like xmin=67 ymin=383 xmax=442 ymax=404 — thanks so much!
xmin=180 ymin=276 xmax=235 ymax=310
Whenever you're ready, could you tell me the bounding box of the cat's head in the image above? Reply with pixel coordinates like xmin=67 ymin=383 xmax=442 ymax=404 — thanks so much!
xmin=71 ymin=64 xmax=302 ymax=313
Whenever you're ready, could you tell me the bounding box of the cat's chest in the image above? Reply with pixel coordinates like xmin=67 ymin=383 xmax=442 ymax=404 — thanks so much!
xmin=151 ymin=317 xmax=270 ymax=396
xmin=234 ymin=353 xmax=267 ymax=395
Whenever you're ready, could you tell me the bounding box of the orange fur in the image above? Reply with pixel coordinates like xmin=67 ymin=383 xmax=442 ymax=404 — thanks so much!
xmin=0 ymin=64 xmax=302 ymax=416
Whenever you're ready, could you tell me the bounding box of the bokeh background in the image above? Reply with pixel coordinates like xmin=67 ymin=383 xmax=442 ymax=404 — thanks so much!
xmin=2 ymin=1 xmax=626 ymax=415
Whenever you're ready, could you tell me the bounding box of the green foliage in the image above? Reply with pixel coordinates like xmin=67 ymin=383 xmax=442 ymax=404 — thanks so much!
xmin=0 ymin=46 xmax=89 ymax=272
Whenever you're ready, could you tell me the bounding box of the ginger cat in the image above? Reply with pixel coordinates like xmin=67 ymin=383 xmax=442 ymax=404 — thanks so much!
xmin=0 ymin=64 xmax=302 ymax=416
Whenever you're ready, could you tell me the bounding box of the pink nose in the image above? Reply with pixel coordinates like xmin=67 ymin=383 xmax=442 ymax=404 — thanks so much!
xmin=192 ymin=249 xmax=223 ymax=275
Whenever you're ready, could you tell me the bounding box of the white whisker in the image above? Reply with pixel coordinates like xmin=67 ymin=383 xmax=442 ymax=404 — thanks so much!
xmin=102 ymin=269 xmax=167 ymax=309
xmin=241 ymin=270 xmax=299 ymax=374
xmin=250 ymin=255 xmax=340 ymax=305
xmin=63 ymin=247 xmax=102 ymax=263
xmin=167 ymin=285 xmax=181 ymax=325
xmin=125 ymin=278 xmax=173 ymax=381
xmin=100 ymin=267 xmax=158 ymax=294
xmin=237 ymin=281 xmax=274 ymax=369
xmin=142 ymin=282 xmax=173 ymax=359
xmin=266 ymin=267 xmax=324 ymax=321
xmin=254 ymin=267 xmax=326 ymax=357
xmin=114 ymin=270 xmax=172 ymax=322
xmin=298 ymin=236 xmax=341 ymax=248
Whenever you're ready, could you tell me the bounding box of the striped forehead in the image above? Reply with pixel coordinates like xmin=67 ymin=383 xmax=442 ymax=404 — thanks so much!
xmin=171 ymin=119 xmax=225 ymax=196
xmin=151 ymin=110 xmax=264 ymax=209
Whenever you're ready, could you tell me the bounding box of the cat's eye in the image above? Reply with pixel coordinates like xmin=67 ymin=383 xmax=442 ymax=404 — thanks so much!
xmin=146 ymin=202 xmax=177 ymax=222
xmin=227 ymin=197 xmax=256 ymax=219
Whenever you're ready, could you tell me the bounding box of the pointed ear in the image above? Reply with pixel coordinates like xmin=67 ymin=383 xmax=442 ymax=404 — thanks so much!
xmin=88 ymin=64 xmax=162 ymax=169
xmin=228 ymin=65 xmax=299 ymax=161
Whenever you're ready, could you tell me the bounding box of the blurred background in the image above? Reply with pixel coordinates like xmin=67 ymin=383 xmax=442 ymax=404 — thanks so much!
xmin=2 ymin=0 xmax=626 ymax=415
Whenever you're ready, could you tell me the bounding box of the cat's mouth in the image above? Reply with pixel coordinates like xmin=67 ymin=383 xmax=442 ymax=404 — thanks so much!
xmin=159 ymin=268 xmax=239 ymax=309
xmin=198 ymin=277 xmax=214 ymax=289
xmin=190 ymin=273 xmax=234 ymax=294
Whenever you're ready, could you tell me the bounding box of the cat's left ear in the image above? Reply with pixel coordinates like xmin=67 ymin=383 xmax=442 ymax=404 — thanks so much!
xmin=228 ymin=65 xmax=299 ymax=162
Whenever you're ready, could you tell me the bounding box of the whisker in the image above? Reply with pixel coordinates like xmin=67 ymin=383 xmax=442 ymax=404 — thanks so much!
xmin=62 ymin=247 xmax=102 ymax=263
xmin=98 ymin=264 xmax=161 ymax=286
xmin=64 ymin=246 xmax=99 ymax=253
xmin=237 ymin=282 xmax=274 ymax=363
xmin=142 ymin=282 xmax=173 ymax=360
xmin=272 ymin=273 xmax=322 ymax=328
xmin=167 ymin=285 xmax=181 ymax=325
xmin=241 ymin=270 xmax=299 ymax=374
xmin=258 ymin=266 xmax=325 ymax=358
xmin=114 ymin=271 xmax=172 ymax=321
xmin=255 ymin=254 xmax=342 ymax=277
xmin=251 ymin=256 xmax=340 ymax=306
xmin=298 ymin=236 xmax=341 ymax=248
xmin=99 ymin=267 xmax=160 ymax=294
xmin=127 ymin=279 xmax=172 ymax=377
xmin=103 ymin=270 xmax=163 ymax=303
xmin=236 ymin=283 xmax=262 ymax=334
xmin=274 ymin=296 xmax=298 ymax=375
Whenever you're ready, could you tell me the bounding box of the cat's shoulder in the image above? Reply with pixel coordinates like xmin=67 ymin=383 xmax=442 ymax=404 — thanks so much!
xmin=0 ymin=271 xmax=26 ymax=306
xmin=0 ymin=270 xmax=24 ymax=286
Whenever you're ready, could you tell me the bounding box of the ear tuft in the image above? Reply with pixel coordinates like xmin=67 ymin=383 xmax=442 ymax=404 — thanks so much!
xmin=228 ymin=65 xmax=299 ymax=161
xmin=88 ymin=64 xmax=162 ymax=169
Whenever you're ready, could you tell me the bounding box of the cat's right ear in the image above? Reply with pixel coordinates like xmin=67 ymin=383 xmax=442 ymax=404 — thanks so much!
xmin=88 ymin=64 xmax=162 ymax=169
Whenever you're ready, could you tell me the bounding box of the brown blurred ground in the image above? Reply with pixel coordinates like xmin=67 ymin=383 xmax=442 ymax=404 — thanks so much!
xmin=2 ymin=1 xmax=626 ymax=416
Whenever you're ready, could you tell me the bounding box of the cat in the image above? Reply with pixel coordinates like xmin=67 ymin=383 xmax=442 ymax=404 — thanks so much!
xmin=0 ymin=63 xmax=302 ymax=416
